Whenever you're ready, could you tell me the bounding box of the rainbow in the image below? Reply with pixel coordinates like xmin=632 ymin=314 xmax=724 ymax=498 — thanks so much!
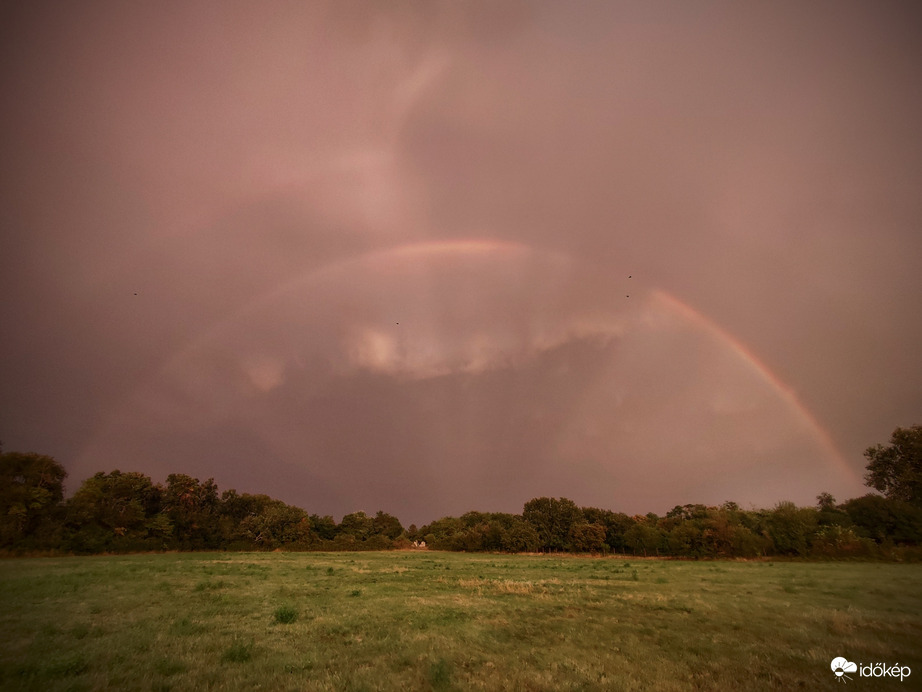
xmin=147 ymin=238 xmax=861 ymax=489
xmin=224 ymin=237 xmax=563 ymax=327
xmin=157 ymin=238 xmax=562 ymax=371
xmin=651 ymin=290 xmax=860 ymax=484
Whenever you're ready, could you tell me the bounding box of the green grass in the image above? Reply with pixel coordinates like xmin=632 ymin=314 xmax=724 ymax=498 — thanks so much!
xmin=0 ymin=552 xmax=920 ymax=691
xmin=273 ymin=605 xmax=298 ymax=625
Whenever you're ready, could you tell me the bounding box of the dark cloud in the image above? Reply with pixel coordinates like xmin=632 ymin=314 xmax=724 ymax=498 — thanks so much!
xmin=2 ymin=1 xmax=920 ymax=523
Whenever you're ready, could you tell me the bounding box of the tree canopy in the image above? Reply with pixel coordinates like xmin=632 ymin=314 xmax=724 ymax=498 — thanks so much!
xmin=864 ymin=424 xmax=922 ymax=506
xmin=0 ymin=451 xmax=67 ymax=549
xmin=2 ymin=423 xmax=922 ymax=557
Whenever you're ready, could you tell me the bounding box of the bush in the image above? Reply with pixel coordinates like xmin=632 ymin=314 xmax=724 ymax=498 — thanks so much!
xmin=273 ymin=606 xmax=297 ymax=624
xmin=221 ymin=641 xmax=253 ymax=663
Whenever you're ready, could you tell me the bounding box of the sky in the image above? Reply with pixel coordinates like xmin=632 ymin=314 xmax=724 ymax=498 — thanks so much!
xmin=1 ymin=0 xmax=920 ymax=525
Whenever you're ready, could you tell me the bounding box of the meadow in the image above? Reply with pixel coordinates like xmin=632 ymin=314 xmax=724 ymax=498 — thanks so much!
xmin=0 ymin=552 xmax=919 ymax=691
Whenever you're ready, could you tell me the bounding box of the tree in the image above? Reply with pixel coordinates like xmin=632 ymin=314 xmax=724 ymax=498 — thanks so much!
xmin=864 ymin=424 xmax=922 ymax=506
xmin=597 ymin=511 xmax=635 ymax=554
xmin=417 ymin=516 xmax=463 ymax=550
xmin=339 ymin=511 xmax=375 ymax=541
xmin=522 ymin=497 xmax=581 ymax=552
xmin=815 ymin=492 xmax=851 ymax=530
xmin=664 ymin=522 xmax=703 ymax=557
xmin=309 ymin=514 xmax=338 ymax=541
xmin=568 ymin=522 xmax=607 ymax=553
xmin=623 ymin=520 xmax=662 ymax=557
xmin=666 ymin=504 xmax=708 ymax=522
xmin=65 ymin=470 xmax=163 ymax=552
xmin=501 ymin=516 xmax=540 ymax=552
xmin=764 ymin=501 xmax=817 ymax=556
xmin=162 ymin=474 xmax=220 ymax=549
xmin=0 ymin=451 xmax=67 ymax=549
xmin=815 ymin=493 xmax=837 ymax=512
xmin=238 ymin=497 xmax=310 ymax=548
xmin=372 ymin=510 xmax=404 ymax=540
xmin=842 ymin=494 xmax=922 ymax=544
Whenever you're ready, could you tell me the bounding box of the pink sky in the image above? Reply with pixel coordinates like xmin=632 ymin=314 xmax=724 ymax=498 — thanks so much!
xmin=2 ymin=1 xmax=920 ymax=523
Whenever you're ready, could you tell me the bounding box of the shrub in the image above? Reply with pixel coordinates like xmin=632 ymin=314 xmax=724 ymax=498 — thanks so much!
xmin=221 ymin=641 xmax=253 ymax=663
xmin=273 ymin=606 xmax=297 ymax=624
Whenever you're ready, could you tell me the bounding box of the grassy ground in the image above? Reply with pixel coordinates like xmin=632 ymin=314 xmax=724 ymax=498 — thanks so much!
xmin=0 ymin=552 xmax=919 ymax=691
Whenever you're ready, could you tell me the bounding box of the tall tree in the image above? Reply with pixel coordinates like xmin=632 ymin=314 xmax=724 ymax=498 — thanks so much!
xmin=522 ymin=497 xmax=581 ymax=552
xmin=764 ymin=501 xmax=817 ymax=556
xmin=65 ymin=470 xmax=162 ymax=552
xmin=0 ymin=451 xmax=67 ymax=548
xmin=309 ymin=513 xmax=338 ymax=541
xmin=236 ymin=495 xmax=310 ymax=548
xmin=623 ymin=520 xmax=663 ymax=557
xmin=842 ymin=494 xmax=922 ymax=544
xmin=162 ymin=474 xmax=220 ymax=549
xmin=372 ymin=510 xmax=404 ymax=540
xmin=339 ymin=511 xmax=375 ymax=541
xmin=568 ymin=522 xmax=607 ymax=553
xmin=864 ymin=425 xmax=922 ymax=506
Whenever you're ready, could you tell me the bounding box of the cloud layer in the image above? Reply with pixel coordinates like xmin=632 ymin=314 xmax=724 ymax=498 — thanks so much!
xmin=2 ymin=1 xmax=919 ymax=522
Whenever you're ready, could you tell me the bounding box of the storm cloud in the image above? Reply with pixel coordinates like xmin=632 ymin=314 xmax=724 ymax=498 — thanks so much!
xmin=2 ymin=1 xmax=920 ymax=524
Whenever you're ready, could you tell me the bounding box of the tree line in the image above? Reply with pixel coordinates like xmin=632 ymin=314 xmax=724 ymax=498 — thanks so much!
xmin=1 ymin=425 xmax=920 ymax=558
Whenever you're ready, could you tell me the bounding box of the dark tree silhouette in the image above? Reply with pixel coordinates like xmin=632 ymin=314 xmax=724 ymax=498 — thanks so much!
xmin=864 ymin=424 xmax=922 ymax=506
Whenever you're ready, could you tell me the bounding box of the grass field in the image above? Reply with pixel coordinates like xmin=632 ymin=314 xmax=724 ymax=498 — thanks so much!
xmin=1 ymin=552 xmax=920 ymax=691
